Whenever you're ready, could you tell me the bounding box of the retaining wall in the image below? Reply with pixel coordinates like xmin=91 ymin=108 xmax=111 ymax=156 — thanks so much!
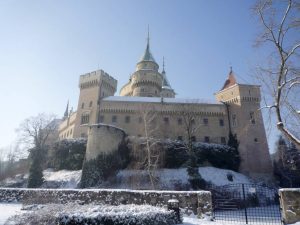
xmin=279 ymin=188 xmax=300 ymax=224
xmin=0 ymin=188 xmax=212 ymax=218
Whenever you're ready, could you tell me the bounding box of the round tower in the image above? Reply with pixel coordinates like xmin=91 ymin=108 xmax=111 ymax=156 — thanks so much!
xmin=120 ymin=32 xmax=163 ymax=97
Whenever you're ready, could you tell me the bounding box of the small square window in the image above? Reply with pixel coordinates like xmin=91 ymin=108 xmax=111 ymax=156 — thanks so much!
xmin=191 ymin=136 xmax=196 ymax=142
xmin=219 ymin=119 xmax=224 ymax=127
xmin=221 ymin=137 xmax=226 ymax=144
xmin=99 ymin=115 xmax=104 ymax=123
xmin=254 ymin=138 xmax=258 ymax=143
xmin=177 ymin=118 xmax=183 ymax=125
xmin=112 ymin=115 xmax=117 ymax=123
xmin=177 ymin=136 xmax=183 ymax=141
xmin=138 ymin=117 xmax=142 ymax=123
xmin=163 ymin=117 xmax=169 ymax=124
xmin=250 ymin=112 xmax=256 ymax=124
xmin=125 ymin=116 xmax=130 ymax=123
xmin=203 ymin=118 xmax=208 ymax=126
xmin=204 ymin=136 xmax=210 ymax=143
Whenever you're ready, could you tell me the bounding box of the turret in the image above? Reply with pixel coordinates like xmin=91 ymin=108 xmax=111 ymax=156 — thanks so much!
xmin=160 ymin=57 xmax=175 ymax=98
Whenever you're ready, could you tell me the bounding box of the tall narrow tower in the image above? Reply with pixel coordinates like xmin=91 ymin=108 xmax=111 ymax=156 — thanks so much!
xmin=73 ymin=69 xmax=117 ymax=138
xmin=215 ymin=69 xmax=273 ymax=177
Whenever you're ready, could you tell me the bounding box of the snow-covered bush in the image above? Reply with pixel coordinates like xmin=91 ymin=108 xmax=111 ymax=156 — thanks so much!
xmin=49 ymin=138 xmax=87 ymax=171
xmin=7 ymin=203 xmax=181 ymax=225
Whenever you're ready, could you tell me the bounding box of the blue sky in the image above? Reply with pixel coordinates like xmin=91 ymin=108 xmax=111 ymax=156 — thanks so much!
xmin=0 ymin=0 xmax=278 ymax=153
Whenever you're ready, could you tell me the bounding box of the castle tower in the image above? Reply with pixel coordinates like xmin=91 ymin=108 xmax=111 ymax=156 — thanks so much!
xmin=120 ymin=32 xmax=163 ymax=97
xmin=160 ymin=57 xmax=175 ymax=98
xmin=215 ymin=68 xmax=273 ymax=177
xmin=73 ymin=69 xmax=117 ymax=138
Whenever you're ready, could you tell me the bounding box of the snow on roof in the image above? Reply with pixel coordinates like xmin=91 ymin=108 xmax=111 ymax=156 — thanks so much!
xmin=102 ymin=96 xmax=221 ymax=105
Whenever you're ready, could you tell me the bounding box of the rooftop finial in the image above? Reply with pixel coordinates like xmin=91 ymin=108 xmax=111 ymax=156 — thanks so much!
xmin=147 ymin=25 xmax=150 ymax=46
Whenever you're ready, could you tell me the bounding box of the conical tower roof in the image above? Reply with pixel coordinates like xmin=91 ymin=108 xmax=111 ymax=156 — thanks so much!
xmin=221 ymin=67 xmax=237 ymax=90
xmin=161 ymin=58 xmax=173 ymax=90
xmin=139 ymin=30 xmax=156 ymax=63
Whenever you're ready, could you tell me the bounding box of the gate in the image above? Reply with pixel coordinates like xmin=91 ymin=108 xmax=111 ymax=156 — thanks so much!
xmin=210 ymin=183 xmax=282 ymax=224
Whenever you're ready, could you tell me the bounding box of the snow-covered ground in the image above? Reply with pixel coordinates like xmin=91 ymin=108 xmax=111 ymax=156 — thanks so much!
xmin=0 ymin=166 xmax=254 ymax=190
xmin=0 ymin=203 xmax=22 ymax=225
xmin=117 ymin=167 xmax=253 ymax=189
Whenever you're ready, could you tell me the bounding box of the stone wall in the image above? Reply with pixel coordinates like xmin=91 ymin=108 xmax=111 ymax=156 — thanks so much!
xmin=0 ymin=188 xmax=212 ymax=218
xmin=85 ymin=124 xmax=126 ymax=161
xmin=279 ymin=188 xmax=300 ymax=224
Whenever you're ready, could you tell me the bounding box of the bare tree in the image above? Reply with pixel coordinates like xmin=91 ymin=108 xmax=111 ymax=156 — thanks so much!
xmin=253 ymin=0 xmax=300 ymax=148
xmin=17 ymin=113 xmax=58 ymax=187
xmin=178 ymin=101 xmax=206 ymax=189
xmin=138 ymin=104 xmax=161 ymax=189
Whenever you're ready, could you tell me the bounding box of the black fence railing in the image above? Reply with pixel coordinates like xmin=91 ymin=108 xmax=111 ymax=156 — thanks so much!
xmin=206 ymin=183 xmax=282 ymax=225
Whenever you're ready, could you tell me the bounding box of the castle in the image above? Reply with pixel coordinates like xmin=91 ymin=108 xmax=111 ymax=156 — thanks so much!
xmin=58 ymin=34 xmax=273 ymax=177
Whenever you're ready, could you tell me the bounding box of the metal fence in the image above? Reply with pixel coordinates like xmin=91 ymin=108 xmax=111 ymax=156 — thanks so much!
xmin=208 ymin=183 xmax=282 ymax=225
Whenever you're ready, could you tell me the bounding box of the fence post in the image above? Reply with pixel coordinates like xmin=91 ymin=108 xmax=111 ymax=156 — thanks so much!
xmin=242 ymin=184 xmax=248 ymax=224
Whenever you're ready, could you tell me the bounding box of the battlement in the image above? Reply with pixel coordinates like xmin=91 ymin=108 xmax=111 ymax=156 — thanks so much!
xmin=79 ymin=69 xmax=117 ymax=90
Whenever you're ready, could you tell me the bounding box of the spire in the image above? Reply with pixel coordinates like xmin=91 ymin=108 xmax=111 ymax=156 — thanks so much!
xmin=161 ymin=58 xmax=172 ymax=88
xmin=162 ymin=56 xmax=166 ymax=73
xmin=139 ymin=27 xmax=156 ymax=63
xmin=63 ymin=100 xmax=69 ymax=119
xmin=221 ymin=67 xmax=237 ymax=90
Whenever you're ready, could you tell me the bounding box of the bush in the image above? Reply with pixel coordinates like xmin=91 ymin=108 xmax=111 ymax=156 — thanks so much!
xmin=164 ymin=141 xmax=240 ymax=172
xmin=80 ymin=139 xmax=130 ymax=188
xmin=7 ymin=204 xmax=181 ymax=225
xmin=49 ymin=139 xmax=87 ymax=171
xmin=57 ymin=204 xmax=181 ymax=225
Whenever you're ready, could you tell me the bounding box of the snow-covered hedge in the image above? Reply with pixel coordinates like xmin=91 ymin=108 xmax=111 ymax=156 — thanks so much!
xmin=8 ymin=203 xmax=181 ymax=225
xmin=57 ymin=204 xmax=181 ymax=225
xmin=0 ymin=188 xmax=212 ymax=218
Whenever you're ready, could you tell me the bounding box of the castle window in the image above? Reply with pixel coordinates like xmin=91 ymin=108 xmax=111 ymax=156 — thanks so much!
xmin=219 ymin=119 xmax=224 ymax=126
xmin=250 ymin=112 xmax=256 ymax=124
xmin=80 ymin=133 xmax=86 ymax=138
xmin=221 ymin=137 xmax=226 ymax=144
xmin=177 ymin=118 xmax=183 ymax=125
xmin=81 ymin=114 xmax=89 ymax=124
xmin=70 ymin=129 xmax=72 ymax=135
xmin=204 ymin=136 xmax=210 ymax=143
xmin=249 ymin=90 xmax=251 ymax=96
xmin=163 ymin=117 xmax=169 ymax=124
xmin=203 ymin=118 xmax=208 ymax=126
xmin=177 ymin=136 xmax=183 ymax=141
xmin=191 ymin=118 xmax=195 ymax=125
xmin=254 ymin=138 xmax=258 ymax=143
xmin=138 ymin=117 xmax=143 ymax=123
xmin=89 ymin=101 xmax=93 ymax=107
xmin=125 ymin=116 xmax=130 ymax=123
xmin=141 ymin=88 xmax=145 ymax=92
xmin=112 ymin=115 xmax=117 ymax=123
xmin=99 ymin=115 xmax=104 ymax=123
xmin=232 ymin=114 xmax=237 ymax=127
xmin=191 ymin=136 xmax=196 ymax=142
xmin=81 ymin=103 xmax=84 ymax=109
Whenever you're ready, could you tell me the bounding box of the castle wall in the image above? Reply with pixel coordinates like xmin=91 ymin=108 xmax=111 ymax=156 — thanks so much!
xmin=98 ymin=98 xmax=229 ymax=144
xmin=85 ymin=124 xmax=126 ymax=161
